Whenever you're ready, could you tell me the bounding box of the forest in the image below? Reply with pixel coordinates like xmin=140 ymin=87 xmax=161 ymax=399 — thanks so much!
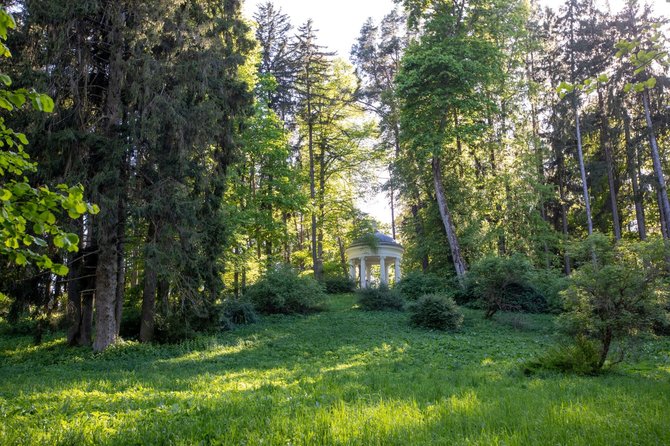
xmin=0 ymin=0 xmax=669 ymax=443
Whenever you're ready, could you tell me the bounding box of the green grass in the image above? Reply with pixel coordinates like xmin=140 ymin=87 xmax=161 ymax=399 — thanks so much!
xmin=1 ymin=294 xmax=669 ymax=445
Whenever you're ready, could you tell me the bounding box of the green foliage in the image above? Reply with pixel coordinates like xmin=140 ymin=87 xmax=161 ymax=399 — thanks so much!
xmin=408 ymin=293 xmax=463 ymax=331
xmin=522 ymin=336 xmax=602 ymax=376
xmin=219 ymin=299 xmax=259 ymax=326
xmin=357 ymin=284 xmax=405 ymax=311
xmin=395 ymin=271 xmax=449 ymax=301
xmin=323 ymin=276 xmax=356 ymax=294
xmin=0 ymin=8 xmax=97 ymax=276
xmin=558 ymin=234 xmax=666 ymax=370
xmin=244 ymin=265 xmax=326 ymax=314
xmin=466 ymin=254 xmax=547 ymax=318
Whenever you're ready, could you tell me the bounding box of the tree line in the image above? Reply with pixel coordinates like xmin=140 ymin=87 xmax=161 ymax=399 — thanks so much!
xmin=0 ymin=0 xmax=668 ymax=352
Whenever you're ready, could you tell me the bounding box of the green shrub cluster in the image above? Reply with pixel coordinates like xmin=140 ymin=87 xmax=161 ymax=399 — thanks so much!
xmin=408 ymin=293 xmax=463 ymax=331
xmin=465 ymin=254 xmax=550 ymax=318
xmin=357 ymin=285 xmax=404 ymax=311
xmin=522 ymin=336 xmax=601 ymax=375
xmin=245 ymin=265 xmax=326 ymax=314
xmin=323 ymin=276 xmax=356 ymax=294
xmin=219 ymin=299 xmax=259 ymax=326
xmin=395 ymin=271 xmax=448 ymax=301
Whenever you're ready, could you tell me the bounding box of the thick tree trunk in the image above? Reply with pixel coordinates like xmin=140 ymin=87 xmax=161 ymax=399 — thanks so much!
xmin=598 ymin=90 xmax=621 ymax=240
xmin=642 ymin=89 xmax=670 ymax=237
xmin=93 ymin=242 xmax=119 ymax=352
xmin=624 ymin=110 xmax=646 ymax=240
xmin=432 ymin=156 xmax=467 ymax=281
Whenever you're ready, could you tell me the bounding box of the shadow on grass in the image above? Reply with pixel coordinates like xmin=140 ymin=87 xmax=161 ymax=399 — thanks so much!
xmin=1 ymin=295 xmax=669 ymax=445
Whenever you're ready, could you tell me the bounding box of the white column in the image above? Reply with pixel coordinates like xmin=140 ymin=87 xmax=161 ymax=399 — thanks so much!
xmin=360 ymin=257 xmax=367 ymax=288
xmin=349 ymin=260 xmax=356 ymax=280
xmin=380 ymin=257 xmax=387 ymax=284
xmin=394 ymin=257 xmax=401 ymax=283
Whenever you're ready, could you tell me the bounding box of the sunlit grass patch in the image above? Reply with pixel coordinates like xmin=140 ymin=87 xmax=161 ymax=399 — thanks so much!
xmin=0 ymin=294 xmax=669 ymax=445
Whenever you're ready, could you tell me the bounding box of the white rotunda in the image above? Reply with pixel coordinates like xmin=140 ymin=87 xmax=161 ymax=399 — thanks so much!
xmin=345 ymin=231 xmax=404 ymax=288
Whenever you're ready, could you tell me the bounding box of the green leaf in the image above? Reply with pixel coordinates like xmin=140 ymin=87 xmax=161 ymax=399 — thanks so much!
xmin=16 ymin=133 xmax=28 ymax=145
xmin=52 ymin=264 xmax=69 ymax=276
xmin=646 ymin=77 xmax=657 ymax=89
xmin=53 ymin=235 xmax=66 ymax=248
xmin=15 ymin=252 xmax=26 ymax=266
xmin=0 ymin=97 xmax=13 ymax=110
xmin=40 ymin=94 xmax=54 ymax=113
xmin=0 ymin=188 xmax=11 ymax=200
xmin=0 ymin=73 xmax=11 ymax=86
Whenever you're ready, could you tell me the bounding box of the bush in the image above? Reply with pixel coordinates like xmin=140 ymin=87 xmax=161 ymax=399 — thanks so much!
xmin=409 ymin=293 xmax=463 ymax=331
xmin=522 ymin=336 xmax=601 ymax=375
xmin=396 ymin=271 xmax=448 ymax=301
xmin=219 ymin=299 xmax=259 ymax=326
xmin=245 ymin=265 xmax=326 ymax=314
xmin=357 ymin=284 xmax=404 ymax=311
xmin=154 ymin=312 xmax=199 ymax=344
xmin=558 ymin=234 xmax=666 ymax=371
xmin=324 ymin=276 xmax=356 ymax=294
xmin=466 ymin=254 xmax=547 ymax=318
xmin=529 ymin=269 xmax=569 ymax=313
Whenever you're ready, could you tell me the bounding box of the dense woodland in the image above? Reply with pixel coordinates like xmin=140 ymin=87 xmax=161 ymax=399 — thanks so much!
xmin=0 ymin=0 xmax=669 ymax=357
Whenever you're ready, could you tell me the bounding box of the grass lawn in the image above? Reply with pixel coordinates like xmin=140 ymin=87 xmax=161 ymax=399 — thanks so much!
xmin=1 ymin=293 xmax=669 ymax=445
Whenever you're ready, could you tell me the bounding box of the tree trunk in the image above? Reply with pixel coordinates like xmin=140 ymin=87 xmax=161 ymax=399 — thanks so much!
xmin=598 ymin=89 xmax=621 ymax=240
xmin=432 ymin=156 xmax=467 ymax=281
xmin=623 ymin=110 xmax=646 ymax=240
xmin=114 ymin=193 xmax=126 ymax=336
xmin=642 ymin=89 xmax=670 ymax=237
xmin=411 ymin=203 xmax=429 ymax=272
xmin=93 ymin=242 xmax=119 ymax=352
xmin=140 ymin=223 xmax=157 ymax=343
xmin=66 ymin=232 xmax=83 ymax=346
xmin=574 ymin=98 xmax=593 ymax=235
xmin=307 ymin=98 xmax=322 ymax=280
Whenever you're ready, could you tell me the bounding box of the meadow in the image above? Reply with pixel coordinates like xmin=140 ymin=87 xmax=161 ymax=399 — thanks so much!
xmin=1 ymin=294 xmax=669 ymax=445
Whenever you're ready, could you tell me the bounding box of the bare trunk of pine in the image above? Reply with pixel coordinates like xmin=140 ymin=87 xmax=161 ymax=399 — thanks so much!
xmin=642 ymin=89 xmax=670 ymax=236
xmin=432 ymin=156 xmax=467 ymax=282
xmin=598 ymin=90 xmax=621 ymax=239
xmin=308 ymin=95 xmax=322 ymax=280
xmin=140 ymin=222 xmax=157 ymax=343
xmin=624 ymin=110 xmax=646 ymax=240
xmin=574 ymin=98 xmax=593 ymax=235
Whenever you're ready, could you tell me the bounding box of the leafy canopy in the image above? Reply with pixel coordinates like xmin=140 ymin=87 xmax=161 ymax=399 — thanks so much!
xmin=0 ymin=8 xmax=98 ymax=275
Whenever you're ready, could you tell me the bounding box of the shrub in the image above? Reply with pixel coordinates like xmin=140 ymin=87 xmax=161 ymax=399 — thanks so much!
xmin=154 ymin=312 xmax=200 ymax=344
xmin=357 ymin=285 xmax=404 ymax=311
xmin=529 ymin=269 xmax=569 ymax=313
xmin=522 ymin=336 xmax=601 ymax=375
xmin=219 ymin=299 xmax=259 ymax=326
xmin=324 ymin=276 xmax=356 ymax=294
xmin=245 ymin=265 xmax=326 ymax=314
xmin=465 ymin=254 xmax=546 ymax=318
xmin=558 ymin=234 xmax=666 ymax=371
xmin=409 ymin=293 xmax=463 ymax=331
xmin=396 ymin=271 xmax=448 ymax=301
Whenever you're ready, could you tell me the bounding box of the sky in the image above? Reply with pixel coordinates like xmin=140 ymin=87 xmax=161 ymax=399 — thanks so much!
xmin=241 ymin=0 xmax=670 ymax=230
